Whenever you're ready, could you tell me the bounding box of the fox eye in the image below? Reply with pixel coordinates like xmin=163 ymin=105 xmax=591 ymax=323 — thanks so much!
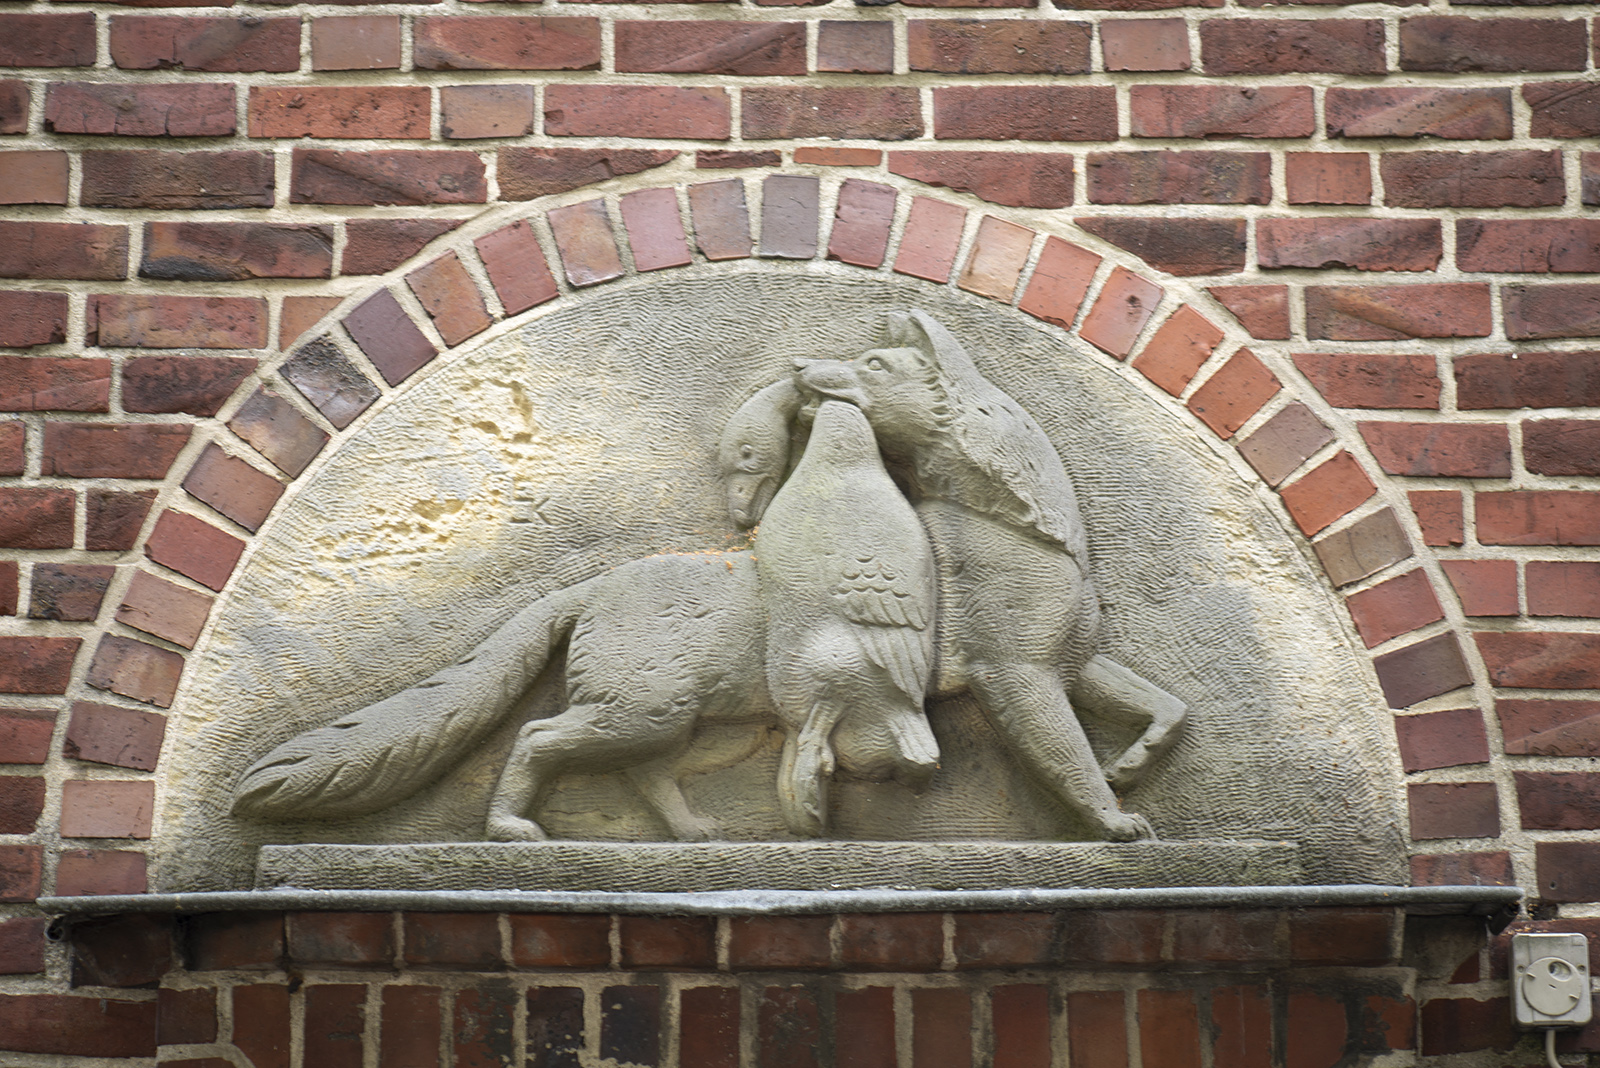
xmin=866 ymin=357 xmax=884 ymax=371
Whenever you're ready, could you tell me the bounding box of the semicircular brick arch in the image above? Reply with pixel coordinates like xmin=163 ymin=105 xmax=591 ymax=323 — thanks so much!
xmin=62 ymin=167 xmax=1487 ymax=893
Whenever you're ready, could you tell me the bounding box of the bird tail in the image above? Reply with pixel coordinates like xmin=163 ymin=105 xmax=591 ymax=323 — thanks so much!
xmin=231 ymin=584 xmax=585 ymax=821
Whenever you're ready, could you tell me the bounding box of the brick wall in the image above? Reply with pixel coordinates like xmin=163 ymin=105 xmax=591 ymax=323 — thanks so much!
xmin=1 ymin=0 xmax=1598 ymax=1059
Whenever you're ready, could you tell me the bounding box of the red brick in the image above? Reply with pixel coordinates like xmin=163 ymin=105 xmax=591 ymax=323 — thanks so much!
xmin=960 ymin=216 xmax=1034 ymax=301
xmin=1417 ymin=996 xmax=1515 ymax=1054
xmin=499 ymin=147 xmax=676 ymax=200
xmin=250 ymin=86 xmax=427 ymax=139
xmin=1019 ymin=237 xmax=1100 ymax=330
xmin=0 ymin=843 xmax=41 ymax=900
xmin=1130 ymin=85 xmax=1313 ymax=138
xmin=1212 ymin=987 xmax=1269 ymax=1068
xmin=728 ymin=916 xmax=831 ymax=970
xmin=0 ymin=637 xmax=79 ymax=695
xmin=1517 ymin=772 xmax=1600 ymax=831
xmin=232 ymin=984 xmax=290 ymax=1068
xmin=1409 ymin=781 xmax=1499 ymax=839
xmin=1374 ymin=632 xmax=1472 ymax=707
xmin=1502 ymin=699 xmax=1600 ymax=757
xmin=0 ymin=150 xmax=69 ymax=206
xmin=952 ymin=911 xmax=1055 ymax=968
xmin=744 ymin=87 xmax=920 ymax=140
xmin=694 ymin=149 xmax=775 ymax=168
xmin=60 ymin=778 xmax=154 ymax=838
xmin=1206 ymin=286 xmax=1286 ymax=341
xmin=1412 ymin=851 xmax=1512 ymax=887
xmin=1410 ymin=490 xmax=1463 ymax=548
xmin=1173 ymin=910 xmax=1278 ymax=963
xmin=1090 ymin=151 xmax=1268 ymax=206
xmin=894 ymin=196 xmax=966 ymax=283
xmin=407 ymin=252 xmax=492 ymax=346
xmin=1459 ymin=220 xmax=1600 ymax=275
xmin=0 ymin=559 xmax=12 ymax=613
xmin=1401 ymin=16 xmax=1586 ymax=72
xmin=92 ymin=294 xmax=267 ymax=349
xmin=1139 ymin=989 xmax=1200 ymax=1068
xmin=0 ymin=81 xmax=25 ymax=133
xmin=229 ymin=388 xmax=328 ymax=477
xmin=43 ymin=422 xmax=190 ymax=480
xmin=1295 ymin=353 xmax=1439 ymax=410
xmin=1396 ymin=708 xmax=1493 ymax=771
xmin=183 ymin=443 xmax=283 ymax=533
xmin=0 ymin=425 xmax=18 ymax=478
xmin=292 ymin=149 xmax=487 ymax=205
xmin=1102 ymin=18 xmax=1189 ymax=70
xmin=289 ymin=912 xmax=395 ymax=967
xmin=110 ymin=16 xmax=298 ymax=72
xmin=993 ymin=985 xmax=1052 ymax=1068
xmin=0 ymin=14 xmax=96 ymax=67
xmin=618 ymin=915 xmax=715 ymax=969
xmin=1525 ymin=82 xmax=1600 ymax=138
xmin=1203 ymin=19 xmax=1381 ymax=74
xmin=1327 ymin=87 xmax=1512 ymax=139
xmin=0 ymin=292 xmax=68 ymax=347
xmin=599 ymin=985 xmax=659 ymax=1066
xmin=1279 ymin=452 xmax=1374 ymax=536
xmin=1286 ymin=153 xmax=1371 ymax=205
xmin=617 ymin=20 xmax=800 ymax=74
xmin=1059 ymin=910 xmax=1164 ymax=963
xmin=28 ymin=563 xmax=112 ymax=622
xmin=85 ymin=634 xmax=181 ymax=707
xmin=817 ymin=21 xmax=893 ymax=73
xmin=1441 ymin=559 xmax=1517 ymax=617
xmin=86 ymin=489 xmax=156 ymax=551
xmin=81 ymin=150 xmax=274 ymax=210
xmin=0 ymin=776 xmax=43 ymax=834
xmin=1259 ymin=218 xmax=1440 ymax=273
xmin=1382 ymin=150 xmax=1563 ymax=208
xmin=303 ymin=986 xmax=366 ymax=1068
xmin=1237 ymin=403 xmax=1334 ymax=486
xmin=1187 ymin=348 xmax=1279 ymax=437
xmin=0 ymin=222 xmax=127 ymax=281
xmin=0 ymin=356 xmax=110 ymax=412
xmin=889 ymin=151 xmax=1072 ymax=209
xmin=836 ymin=987 xmax=896 ymax=1068
xmin=116 ymin=571 xmax=211 ymax=649
xmin=1477 ymin=632 xmax=1600 ymax=689
xmin=760 ymin=174 xmax=818 ymax=259
xmin=1075 ymin=217 xmax=1246 ymax=276
xmin=46 ymin=82 xmax=235 ymax=137
xmin=0 ymin=993 xmax=156 ymax=1057
xmin=618 ymin=187 xmax=691 ymax=273
xmin=1079 ymin=267 xmax=1163 ymax=358
xmin=440 ymin=84 xmax=535 ymax=140
xmin=0 ymin=709 xmax=53 ymax=765
xmin=383 ymin=986 xmax=443 ymax=1068
xmin=1478 ymin=490 xmax=1600 ymax=546
xmin=1305 ymin=284 xmax=1491 ymax=341
xmin=343 ymin=288 xmax=438 ymax=385
xmin=416 ymin=16 xmax=599 ymax=70
xmin=827 ymin=180 xmax=895 ymax=270
xmin=1055 ymin=0 xmax=1216 ymax=9
xmin=935 ymin=86 xmax=1114 ymax=141
xmin=145 ymin=510 xmax=244 ymax=592
xmin=1505 ymin=284 xmax=1600 ymax=341
xmin=123 ymin=355 xmax=255 ymax=418
xmin=910 ymin=19 xmax=1089 ymax=73
xmin=1529 ymin=561 xmax=1600 ymax=617
xmin=839 ymin=913 xmax=943 ymax=971
xmin=141 ymin=221 xmax=331 ymax=282
xmin=1358 ymin=421 xmax=1509 ymax=478
xmin=509 ymin=914 xmax=610 ymax=968
xmin=1067 ymin=991 xmax=1126 ymax=1068
xmin=0 ymin=917 xmax=48 ymax=974
xmin=548 ymin=199 xmax=624 ymax=286
xmin=343 ymin=219 xmax=465 ymax=276
xmin=546 ymin=85 xmax=729 ymax=139
xmin=795 ymin=147 xmax=881 ymax=166
xmin=282 ymin=291 xmax=343 ymax=338
xmin=681 ymin=987 xmax=739 ymax=1068
xmin=1132 ymin=306 xmax=1225 ymax=396
xmin=760 ymin=986 xmax=820 ymax=1068
xmin=1286 ymin=989 xmax=1347 ymax=1068
xmin=312 ymin=15 xmax=401 ymax=71
xmin=1344 ymin=569 xmax=1444 ymax=648
xmin=280 ymin=337 xmax=380 ymax=429
xmin=475 ymin=221 xmax=558 ymax=316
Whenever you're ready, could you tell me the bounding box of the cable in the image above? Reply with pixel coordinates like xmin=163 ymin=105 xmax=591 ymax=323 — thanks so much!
xmin=1546 ymin=1028 xmax=1561 ymax=1068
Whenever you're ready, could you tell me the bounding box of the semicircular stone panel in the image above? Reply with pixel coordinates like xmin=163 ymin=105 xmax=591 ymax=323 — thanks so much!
xmin=159 ymin=269 xmax=1406 ymax=892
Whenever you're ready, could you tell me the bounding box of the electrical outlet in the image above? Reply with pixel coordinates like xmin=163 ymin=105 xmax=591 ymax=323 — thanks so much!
xmin=1512 ymin=932 xmax=1593 ymax=1029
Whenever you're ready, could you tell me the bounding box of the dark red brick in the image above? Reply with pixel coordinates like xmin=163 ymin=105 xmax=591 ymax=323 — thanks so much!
xmin=280 ymin=337 xmax=380 ymax=429
xmin=43 ymin=422 xmax=190 ymax=479
xmin=0 ymin=81 xmax=25 ymax=133
xmin=0 ymin=221 xmax=128 ymax=281
xmin=0 ymin=425 xmax=18 ymax=478
xmin=616 ymin=20 xmax=801 ymax=74
xmin=185 ymin=912 xmax=284 ymax=970
xmin=1286 ymin=989 xmax=1347 ymax=1068
xmin=0 ymin=637 xmax=79 ymax=695
xmin=1395 ymin=708 xmax=1490 ymax=774
xmin=144 ymin=509 xmax=244 ymax=592
xmin=1290 ymin=908 xmax=1398 ymax=966
xmin=1212 ymin=987 xmax=1269 ymax=1068
xmin=1295 ymin=352 xmax=1439 ymax=409
xmin=343 ymin=288 xmax=438 ymax=385
xmin=292 ymin=149 xmax=487 ymax=205
xmin=70 ymin=912 xmax=171 ymax=988
xmin=1130 ymin=85 xmax=1314 ymax=138
xmin=1410 ymin=490 xmax=1463 ymax=547
xmin=302 ymin=985 xmax=366 ymax=1068
xmin=1372 ymin=632 xmax=1472 ymax=708
xmin=0 ymin=776 xmax=43 ymax=834
xmin=1358 ymin=421 xmax=1509 ymax=477
xmin=0 ymin=355 xmax=110 ymax=412
xmin=1517 ymin=772 xmax=1600 ymax=831
xmin=341 ymin=218 xmax=464 ymax=275
xmin=1345 ymin=569 xmax=1444 ymax=647
xmin=116 ymin=570 xmax=211 ymax=649
xmin=142 ymin=221 xmax=331 ymax=282
xmin=912 ymin=989 xmax=972 ymax=1068
xmin=1529 ymin=561 xmax=1600 ymax=617
xmin=312 ymin=15 xmax=401 ymax=71
xmin=1206 ymin=286 xmax=1286 ymax=341
xmin=383 ymin=986 xmax=443 ymax=1068
xmin=289 ymin=912 xmax=395 ymax=967
xmin=744 ymin=87 xmax=921 ymax=140
xmin=1202 ymin=19 xmax=1382 ymax=74
xmin=1478 ymin=490 xmax=1600 ymax=545
xmin=1068 ymin=990 xmax=1126 ymax=1068
xmin=836 ymin=986 xmax=897 ymax=1067
xmin=499 ymin=147 xmax=676 ymax=200
xmin=406 ymin=251 xmax=492 ymax=345
xmin=1186 ymin=348 xmax=1280 ymax=437
xmin=1286 ymin=152 xmax=1371 ymax=205
xmin=46 ymin=82 xmax=235 ymax=137
xmin=228 ymin=388 xmax=327 ymax=478
xmin=1173 ymin=910 xmax=1279 ymax=963
xmin=0 ymin=488 xmax=69 ymax=551
xmin=1418 ymin=996 xmax=1514 ymax=1054
xmin=81 ymin=150 xmax=273 ymax=209
xmin=1259 ymin=218 xmax=1440 ymax=272
xmin=1059 ymin=910 xmax=1165 ymax=964
xmin=415 ymin=16 xmax=600 ymax=70
xmin=935 ymin=86 xmax=1115 ymax=141
xmin=1477 ymin=632 xmax=1600 ymax=689
xmin=0 ymin=917 xmax=48 ymax=974
xmin=1441 ymin=559 xmax=1517 ymax=617
xmin=401 ymin=912 xmax=500 ymax=969
xmin=1412 ymin=851 xmax=1513 ymax=887
xmin=92 ymin=294 xmax=267 ymax=349
xmin=546 ymin=85 xmax=729 ymax=139
xmin=1525 ymin=82 xmax=1600 ymax=138
xmin=1409 ymin=781 xmax=1499 ymax=839
xmin=599 ymin=985 xmax=659 ymax=1067
xmin=122 ymin=356 xmax=255 ymax=418
xmin=839 ymin=913 xmax=943 ymax=971
xmin=817 ymin=21 xmax=893 ymax=73
xmin=0 ymin=843 xmax=41 ymax=900
xmin=695 ymin=149 xmax=779 ymax=169
xmin=86 ymin=489 xmax=156 ymax=551
xmin=1504 ymin=284 xmax=1600 ymax=341
xmin=232 ymin=984 xmax=290 ymax=1068
xmin=1382 ymin=150 xmax=1563 ymax=208
xmin=0 ymin=292 xmax=68 ymax=348
xmin=1401 ymin=16 xmax=1586 ymax=72
xmin=681 ymin=987 xmax=739 ymax=1068
xmin=1077 ymin=217 xmax=1245 ymax=276
xmin=1326 ymin=87 xmax=1512 ymax=139
xmin=0 ymin=993 xmax=156 ymax=1056
xmin=759 ymin=986 xmax=820 ymax=1068
xmin=1139 ymin=989 xmax=1201 ymax=1068
xmin=110 ymin=16 xmax=299 ymax=72
xmin=84 ymin=635 xmax=181 ymax=708
xmin=910 ymin=19 xmax=1090 ymax=73
xmin=0 ymin=708 xmax=54 ymax=765
xmin=1459 ymin=220 xmax=1600 ymax=275
xmin=510 ymin=915 xmax=611 ymax=969
xmin=28 ymin=563 xmax=113 ymax=622
xmin=952 ymin=911 xmax=1056 ymax=968
xmin=619 ymin=916 xmax=716 ymax=969
xmin=64 ymin=700 xmax=164 ymax=772
xmin=1539 ymin=843 xmax=1600 ymax=904
xmin=1090 ymin=151 xmax=1268 ymax=205
xmin=0 ymin=14 xmax=96 ymax=68
xmin=729 ymin=916 xmax=831 ymax=970
xmin=1305 ymin=284 xmax=1491 ymax=340
xmin=620 ymin=187 xmax=691 ymax=272
xmin=994 ymin=985 xmax=1052 ymax=1068
xmin=889 ymin=151 xmax=1074 ymax=209
xmin=475 ymin=220 xmax=559 ymax=315
xmin=182 ymin=443 xmax=284 ymax=532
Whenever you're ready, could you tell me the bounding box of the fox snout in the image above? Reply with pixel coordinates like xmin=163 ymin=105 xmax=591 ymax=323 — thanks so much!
xmin=794 ymin=358 xmax=871 ymax=410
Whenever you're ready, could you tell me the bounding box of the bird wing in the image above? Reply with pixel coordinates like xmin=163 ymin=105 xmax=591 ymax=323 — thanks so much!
xmin=836 ymin=555 xmax=933 ymax=700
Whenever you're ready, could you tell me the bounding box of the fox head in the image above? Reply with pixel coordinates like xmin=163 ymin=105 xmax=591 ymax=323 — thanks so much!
xmin=794 ymin=312 xmax=954 ymax=456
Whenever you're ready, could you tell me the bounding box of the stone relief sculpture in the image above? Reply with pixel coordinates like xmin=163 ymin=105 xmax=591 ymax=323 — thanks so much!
xmin=232 ymin=310 xmax=1186 ymax=844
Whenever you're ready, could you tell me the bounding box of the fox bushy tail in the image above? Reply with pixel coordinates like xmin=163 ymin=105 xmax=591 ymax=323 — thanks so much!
xmin=231 ymin=585 xmax=585 ymax=821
